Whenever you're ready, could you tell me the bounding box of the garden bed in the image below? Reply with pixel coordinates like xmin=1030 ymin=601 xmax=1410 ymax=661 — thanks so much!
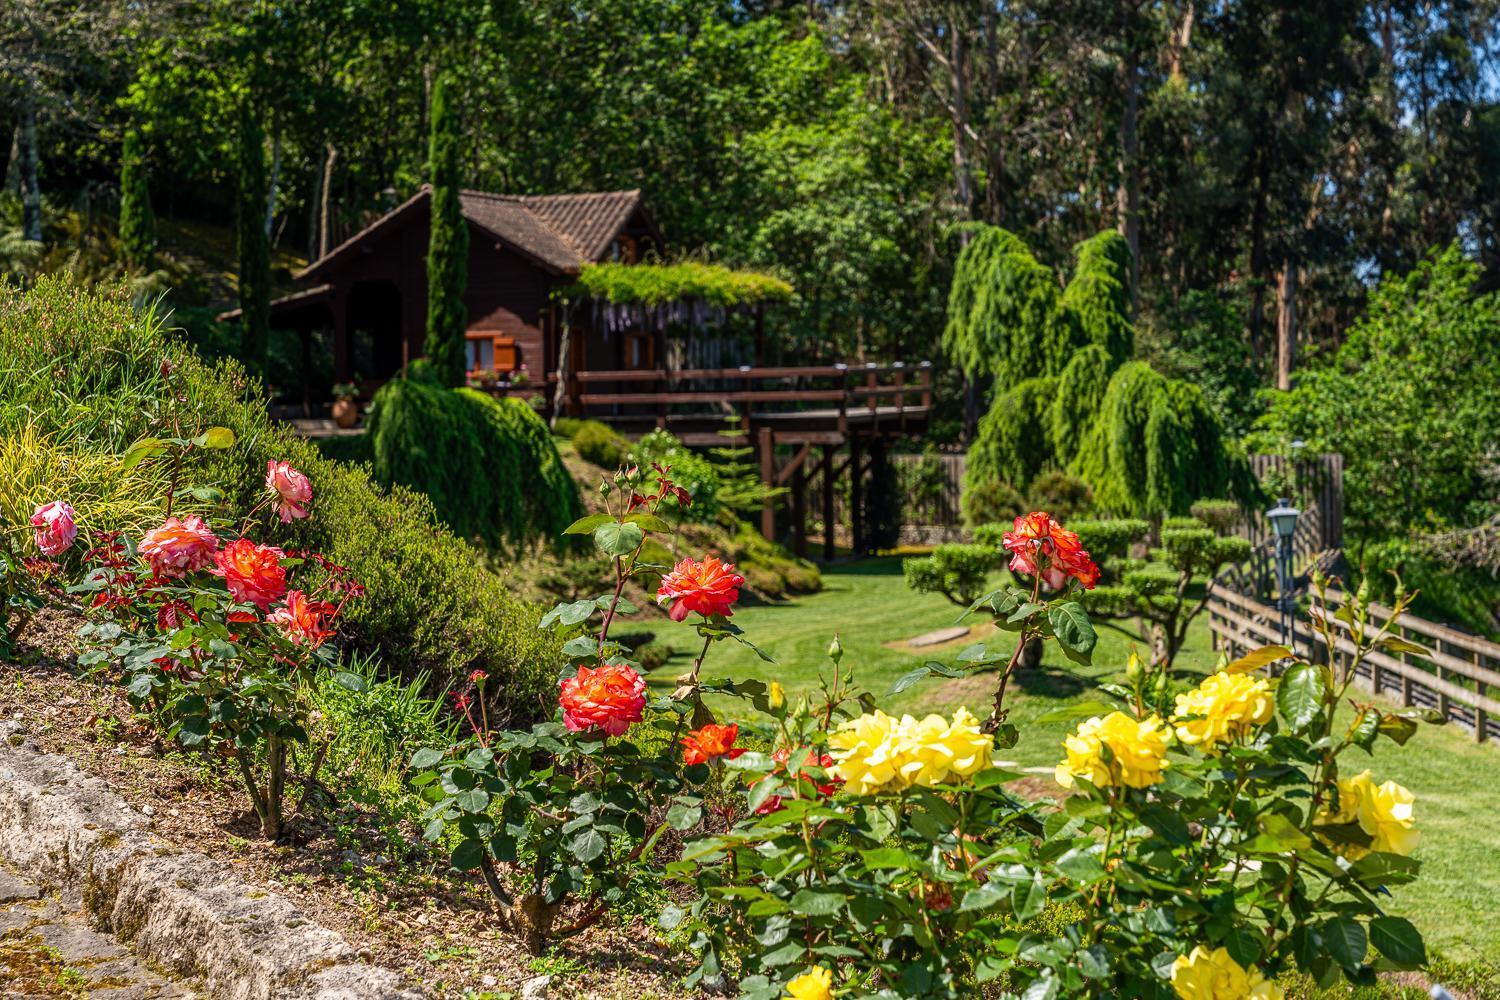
xmin=1 ymin=610 xmax=694 ymax=1000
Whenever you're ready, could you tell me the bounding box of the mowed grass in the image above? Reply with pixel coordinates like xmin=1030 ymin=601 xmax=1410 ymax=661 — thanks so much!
xmin=648 ymin=556 xmax=1500 ymax=970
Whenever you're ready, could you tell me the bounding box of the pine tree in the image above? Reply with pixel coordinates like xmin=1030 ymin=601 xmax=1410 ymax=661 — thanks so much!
xmin=236 ymin=102 xmax=271 ymax=378
xmin=424 ymin=75 xmax=469 ymax=387
xmin=118 ymin=127 xmax=155 ymax=272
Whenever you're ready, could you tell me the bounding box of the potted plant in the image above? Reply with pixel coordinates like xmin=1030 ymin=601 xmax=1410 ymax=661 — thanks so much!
xmin=331 ymin=382 xmax=361 ymax=428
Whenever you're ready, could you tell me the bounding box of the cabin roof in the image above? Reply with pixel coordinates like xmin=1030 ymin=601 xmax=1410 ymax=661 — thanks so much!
xmin=297 ymin=186 xmax=647 ymax=281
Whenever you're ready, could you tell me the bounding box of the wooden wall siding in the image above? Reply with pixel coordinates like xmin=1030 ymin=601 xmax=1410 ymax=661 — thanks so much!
xmin=463 ymin=236 xmax=551 ymax=372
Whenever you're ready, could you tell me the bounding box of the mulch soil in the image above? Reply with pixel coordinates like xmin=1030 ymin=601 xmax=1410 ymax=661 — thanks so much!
xmin=1 ymin=608 xmax=699 ymax=1000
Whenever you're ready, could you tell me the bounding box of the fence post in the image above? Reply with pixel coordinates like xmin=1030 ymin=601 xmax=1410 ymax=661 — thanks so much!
xmin=1436 ymin=639 xmax=1451 ymax=723
xmin=1476 ymin=649 xmax=1488 ymax=745
xmin=759 ymin=427 xmax=775 ymax=542
xmin=1399 ymin=622 xmax=1414 ymax=707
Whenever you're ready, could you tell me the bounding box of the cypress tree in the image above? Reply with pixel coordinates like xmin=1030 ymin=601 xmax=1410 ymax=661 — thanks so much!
xmin=118 ymin=127 xmax=155 ymax=271
xmin=1061 ymin=231 xmax=1134 ymax=367
xmin=424 ymin=76 xmax=469 ymax=387
xmin=236 ymin=102 xmax=271 ymax=377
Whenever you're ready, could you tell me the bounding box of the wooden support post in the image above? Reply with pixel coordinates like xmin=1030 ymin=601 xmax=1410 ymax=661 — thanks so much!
xmin=849 ymin=436 xmax=864 ymax=555
xmin=330 ymin=291 xmax=348 ymax=382
xmin=821 ymin=444 xmax=836 ymax=561
xmin=792 ymin=458 xmax=807 ymax=559
xmin=1476 ymin=650 xmax=1488 ymax=744
xmin=1436 ymin=639 xmax=1451 ymax=723
xmin=759 ymin=426 xmax=775 ymax=542
xmin=1399 ymin=623 xmax=1414 ymax=707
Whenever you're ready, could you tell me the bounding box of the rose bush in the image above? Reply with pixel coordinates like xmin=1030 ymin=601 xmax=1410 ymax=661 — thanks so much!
xmin=68 ymin=430 xmax=363 ymax=839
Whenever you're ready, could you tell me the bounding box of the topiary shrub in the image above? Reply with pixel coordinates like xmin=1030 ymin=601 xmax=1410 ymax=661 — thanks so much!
xmin=364 ymin=378 xmax=583 ymax=549
xmin=903 ymin=543 xmax=1002 ymax=607
xmin=1026 ymin=470 xmax=1093 ymax=520
xmin=1189 ymin=498 xmax=1241 ymax=535
xmin=571 ymin=420 xmax=630 ymax=470
xmin=962 ymin=481 xmax=1025 ymax=531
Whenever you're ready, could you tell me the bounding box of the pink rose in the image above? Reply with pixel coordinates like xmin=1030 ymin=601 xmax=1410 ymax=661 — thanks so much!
xmin=265 ymin=461 xmax=312 ymax=523
xmin=139 ymin=516 xmax=220 ymax=578
xmin=30 ymin=501 xmax=77 ymax=556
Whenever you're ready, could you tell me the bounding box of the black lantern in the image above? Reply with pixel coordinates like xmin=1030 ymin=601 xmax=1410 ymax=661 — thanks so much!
xmin=1265 ymin=497 xmax=1300 ymax=653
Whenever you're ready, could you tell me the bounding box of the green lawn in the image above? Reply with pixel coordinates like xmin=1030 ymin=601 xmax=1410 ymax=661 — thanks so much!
xmin=649 ymin=556 xmax=1500 ymax=969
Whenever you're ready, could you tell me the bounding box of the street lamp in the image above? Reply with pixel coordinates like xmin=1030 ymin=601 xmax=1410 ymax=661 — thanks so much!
xmin=1266 ymin=497 xmax=1300 ymax=654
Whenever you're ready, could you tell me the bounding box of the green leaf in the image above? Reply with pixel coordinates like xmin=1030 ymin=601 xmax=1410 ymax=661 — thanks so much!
xmin=451 ymin=839 xmax=484 ymax=871
xmin=563 ymin=513 xmax=615 ymax=535
xmin=194 ymin=426 xmax=236 ymax=449
xmin=1378 ymin=636 xmax=1430 ymax=658
xmin=456 ymin=788 xmax=490 ymax=813
xmin=410 ymin=747 xmax=444 ymax=770
xmin=120 ymin=436 xmax=167 ymax=471
xmin=572 ymin=828 xmax=607 ymax=863
xmin=1323 ymin=916 xmax=1368 ymax=972
xmin=789 ymin=889 xmax=845 ymax=916
xmin=1368 ymin=916 xmax=1426 ymax=968
xmin=1376 ymin=714 xmax=1419 ymax=746
xmin=666 ymin=801 xmax=702 ymax=831
xmin=958 ymin=881 xmax=1010 ymax=913
xmin=333 ymin=670 xmax=368 ymax=694
xmin=1012 ymin=870 xmax=1047 ymax=921
xmin=624 ymin=512 xmax=673 ymax=532
xmin=889 ymin=665 xmax=934 ymax=696
xmin=1224 ymin=644 xmax=1293 ymax=674
xmin=1276 ymin=662 xmax=1328 ymax=734
xmin=1047 ymin=603 xmax=1096 ymax=662
xmin=1032 ymin=700 xmax=1118 ymax=726
xmin=860 ymin=847 xmax=913 ymax=871
xmin=594 ymin=521 xmax=645 ymax=557
xmin=658 ymin=904 xmax=685 ymax=931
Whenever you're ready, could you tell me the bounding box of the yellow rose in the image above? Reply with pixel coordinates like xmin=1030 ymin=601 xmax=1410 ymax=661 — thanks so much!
xmin=1172 ymin=671 xmax=1275 ymax=750
xmin=1170 ymin=946 xmax=1284 ymax=1000
xmin=1314 ymin=770 xmax=1419 ymax=860
xmin=785 ymin=965 xmax=833 ymax=1000
xmin=829 ymin=708 xmax=995 ymax=794
xmin=1055 ymin=711 xmax=1169 ymax=790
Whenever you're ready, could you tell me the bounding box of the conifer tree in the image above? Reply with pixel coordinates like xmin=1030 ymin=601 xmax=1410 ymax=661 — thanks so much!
xmin=118 ymin=127 xmax=155 ymax=271
xmin=424 ymin=75 xmax=468 ymax=387
xmin=236 ymin=102 xmax=271 ymax=378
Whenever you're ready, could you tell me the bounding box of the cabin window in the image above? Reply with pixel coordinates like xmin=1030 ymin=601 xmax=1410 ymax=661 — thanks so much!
xmin=623 ymin=331 xmax=653 ymax=370
xmin=465 ymin=333 xmax=520 ymax=373
xmin=610 ymin=235 xmax=639 ymax=264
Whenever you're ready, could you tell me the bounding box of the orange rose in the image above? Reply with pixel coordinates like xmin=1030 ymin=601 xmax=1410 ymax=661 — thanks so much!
xmin=265 ymin=460 xmax=313 ymax=523
xmin=656 ymin=555 xmax=745 ymax=622
xmin=268 ymin=590 xmax=337 ymax=647
xmin=212 ymin=538 xmax=288 ymax=610
xmin=560 ymin=663 xmax=646 ymax=735
xmin=681 ymin=723 xmax=746 ymax=765
xmin=1002 ymin=511 xmax=1100 ymax=591
xmin=139 ymin=516 xmax=219 ymax=578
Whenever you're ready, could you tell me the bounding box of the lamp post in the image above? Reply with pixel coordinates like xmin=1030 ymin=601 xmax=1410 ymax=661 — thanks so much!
xmin=1265 ymin=497 xmax=1301 ymax=654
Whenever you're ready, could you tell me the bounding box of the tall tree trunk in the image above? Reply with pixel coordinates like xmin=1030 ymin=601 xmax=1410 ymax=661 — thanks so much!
xmin=1275 ymin=257 xmax=1298 ymax=390
xmin=948 ymin=17 xmax=974 ymax=220
xmin=1116 ymin=28 xmax=1141 ymax=312
xmin=1168 ymin=0 xmax=1195 ymax=79
xmin=1247 ymin=153 xmax=1271 ymax=360
xmin=264 ymin=132 xmax=281 ymax=239
xmin=18 ymin=90 xmax=42 ymax=243
xmin=318 ymin=143 xmax=337 ymax=258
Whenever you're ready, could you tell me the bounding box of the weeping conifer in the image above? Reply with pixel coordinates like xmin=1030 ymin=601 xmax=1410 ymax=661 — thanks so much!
xmin=118 ymin=128 xmax=155 ymax=271
xmin=964 ymin=377 xmax=1058 ymax=495
xmin=1061 ymin=231 xmax=1133 ymax=367
xmin=1049 ymin=345 xmax=1116 ymax=465
xmin=424 ymin=76 xmax=468 ymax=387
xmin=236 ymin=102 xmax=271 ymax=377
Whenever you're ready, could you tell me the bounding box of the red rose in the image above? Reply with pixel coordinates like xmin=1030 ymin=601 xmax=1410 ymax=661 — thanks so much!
xmin=752 ymin=747 xmax=842 ymax=814
xmin=1002 ymin=511 xmax=1100 ymax=591
xmin=681 ymin=723 xmax=746 ymax=766
xmin=139 ymin=516 xmax=219 ymax=578
xmin=212 ymin=538 xmax=288 ymax=610
xmin=656 ymin=555 xmax=745 ymax=622
xmin=268 ymin=590 xmax=337 ymax=647
xmin=265 ymin=460 xmax=313 ymax=523
xmin=559 ymin=663 xmax=646 ymax=736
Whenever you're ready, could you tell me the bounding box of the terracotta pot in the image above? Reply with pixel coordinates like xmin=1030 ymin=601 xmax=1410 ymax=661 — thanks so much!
xmin=331 ymin=398 xmax=359 ymax=428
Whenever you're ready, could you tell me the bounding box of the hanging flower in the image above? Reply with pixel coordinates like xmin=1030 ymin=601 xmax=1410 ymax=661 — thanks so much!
xmin=30 ymin=501 xmax=77 ymax=556
xmin=212 ymin=538 xmax=288 ymax=610
xmin=139 ymin=516 xmax=219 ymax=578
xmin=1170 ymin=945 xmax=1284 ymax=1000
xmin=1055 ymin=711 xmax=1169 ymax=790
xmin=1314 ymin=770 xmax=1419 ymax=860
xmin=1171 ymin=671 xmax=1275 ymax=750
xmin=265 ymin=460 xmax=313 ymax=522
xmin=681 ymin=722 xmax=745 ymax=765
xmin=656 ymin=555 xmax=745 ymax=621
xmin=559 ymin=663 xmax=646 ymax=735
xmin=1002 ymin=511 xmax=1100 ymax=590
xmin=268 ymin=590 xmax=337 ymax=647
xmin=784 ymin=966 xmax=833 ymax=1000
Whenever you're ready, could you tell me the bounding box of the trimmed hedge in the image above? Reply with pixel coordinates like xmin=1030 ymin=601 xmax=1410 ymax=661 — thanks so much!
xmin=0 ymin=277 xmax=561 ymax=712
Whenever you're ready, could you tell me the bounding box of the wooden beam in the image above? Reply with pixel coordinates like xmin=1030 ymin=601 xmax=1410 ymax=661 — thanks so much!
xmin=759 ymin=426 xmax=776 ymax=542
xmin=775 ymin=443 xmax=814 ymax=486
xmin=821 ymin=444 xmax=836 ymax=561
xmin=849 ymin=437 xmax=864 ymax=555
xmin=792 ymin=456 xmax=807 ymax=558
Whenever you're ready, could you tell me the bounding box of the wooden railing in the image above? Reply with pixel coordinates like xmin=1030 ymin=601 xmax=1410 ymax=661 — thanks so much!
xmin=1207 ymin=584 xmax=1500 ymax=744
xmin=488 ymin=363 xmax=933 ymax=436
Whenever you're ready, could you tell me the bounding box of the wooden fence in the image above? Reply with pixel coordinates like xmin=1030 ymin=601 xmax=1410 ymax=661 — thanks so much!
xmin=1207 ymin=582 xmax=1500 ymax=744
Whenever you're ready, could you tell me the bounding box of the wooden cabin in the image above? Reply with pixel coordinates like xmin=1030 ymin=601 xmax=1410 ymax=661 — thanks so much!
xmin=228 ymin=186 xmax=661 ymax=387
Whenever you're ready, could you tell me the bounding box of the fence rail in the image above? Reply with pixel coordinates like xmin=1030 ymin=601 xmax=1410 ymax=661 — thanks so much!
xmin=1207 ymin=584 xmax=1500 ymax=743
